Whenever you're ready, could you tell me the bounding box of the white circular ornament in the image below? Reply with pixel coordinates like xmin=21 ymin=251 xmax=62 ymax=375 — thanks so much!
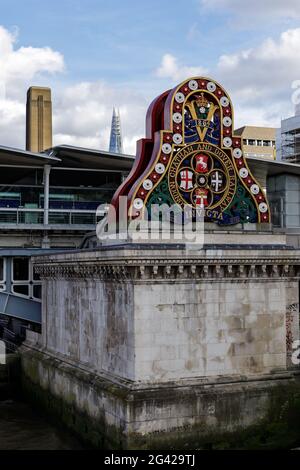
xmin=239 ymin=168 xmax=248 ymax=178
xmin=223 ymin=137 xmax=232 ymax=147
xmin=162 ymin=143 xmax=172 ymax=154
xmin=143 ymin=179 xmax=153 ymax=191
xmin=250 ymin=184 xmax=259 ymax=195
xmin=155 ymin=163 xmax=165 ymax=174
xmin=133 ymin=198 xmax=143 ymax=210
xmin=223 ymin=116 xmax=232 ymax=127
xmin=175 ymin=92 xmax=185 ymax=103
xmin=233 ymin=148 xmax=243 ymax=159
xmin=188 ymin=80 xmax=198 ymax=90
xmin=207 ymin=81 xmax=216 ymax=92
xmin=172 ymin=112 xmax=182 ymax=123
xmin=173 ymin=133 xmax=183 ymax=144
xmin=200 ymin=106 xmax=206 ymax=114
xmin=220 ymin=96 xmax=229 ymax=107
xmin=259 ymin=202 xmax=268 ymax=213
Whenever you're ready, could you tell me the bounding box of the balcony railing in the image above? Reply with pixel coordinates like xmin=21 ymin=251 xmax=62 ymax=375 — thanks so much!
xmin=0 ymin=208 xmax=99 ymax=226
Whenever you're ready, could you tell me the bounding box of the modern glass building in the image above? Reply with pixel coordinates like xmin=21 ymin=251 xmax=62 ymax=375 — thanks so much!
xmin=0 ymin=143 xmax=133 ymax=339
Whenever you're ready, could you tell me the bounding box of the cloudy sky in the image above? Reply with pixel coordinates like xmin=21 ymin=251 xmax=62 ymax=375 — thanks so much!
xmin=0 ymin=0 xmax=300 ymax=154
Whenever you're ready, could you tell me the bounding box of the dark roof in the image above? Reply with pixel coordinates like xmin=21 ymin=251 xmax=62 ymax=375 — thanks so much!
xmin=247 ymin=156 xmax=300 ymax=177
xmin=234 ymin=126 xmax=246 ymax=136
xmin=1 ymin=142 xmax=300 ymax=177
xmin=48 ymin=145 xmax=134 ymax=171
xmin=0 ymin=145 xmax=61 ymax=166
xmin=0 ymin=144 xmax=134 ymax=171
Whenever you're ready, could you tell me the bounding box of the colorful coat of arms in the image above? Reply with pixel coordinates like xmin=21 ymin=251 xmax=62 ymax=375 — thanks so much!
xmin=111 ymin=76 xmax=270 ymax=225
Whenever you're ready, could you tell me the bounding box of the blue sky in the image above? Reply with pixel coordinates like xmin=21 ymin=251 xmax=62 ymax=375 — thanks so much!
xmin=1 ymin=0 xmax=293 ymax=83
xmin=1 ymin=0 xmax=300 ymax=153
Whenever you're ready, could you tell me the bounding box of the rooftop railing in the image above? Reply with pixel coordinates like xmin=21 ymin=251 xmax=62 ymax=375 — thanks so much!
xmin=0 ymin=207 xmax=99 ymax=227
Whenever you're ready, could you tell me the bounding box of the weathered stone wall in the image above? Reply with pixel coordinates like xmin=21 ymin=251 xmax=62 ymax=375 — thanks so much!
xmin=20 ymin=344 xmax=300 ymax=449
xmin=134 ymin=280 xmax=295 ymax=382
xmin=43 ymin=279 xmax=134 ymax=380
xmin=35 ymin=247 xmax=299 ymax=383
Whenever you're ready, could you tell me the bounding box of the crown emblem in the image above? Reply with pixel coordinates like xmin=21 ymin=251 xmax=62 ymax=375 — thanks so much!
xmin=196 ymin=92 xmax=209 ymax=109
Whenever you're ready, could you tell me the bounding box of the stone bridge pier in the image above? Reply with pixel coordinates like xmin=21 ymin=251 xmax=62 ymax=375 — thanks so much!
xmin=20 ymin=244 xmax=300 ymax=449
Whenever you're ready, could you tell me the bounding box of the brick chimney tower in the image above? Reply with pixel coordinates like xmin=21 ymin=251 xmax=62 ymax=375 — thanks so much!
xmin=26 ymin=87 xmax=52 ymax=152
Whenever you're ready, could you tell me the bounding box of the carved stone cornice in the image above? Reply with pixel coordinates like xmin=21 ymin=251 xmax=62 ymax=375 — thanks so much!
xmin=34 ymin=255 xmax=300 ymax=281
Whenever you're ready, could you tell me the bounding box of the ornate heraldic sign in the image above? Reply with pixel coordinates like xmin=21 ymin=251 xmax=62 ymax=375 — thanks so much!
xmin=112 ymin=76 xmax=271 ymax=225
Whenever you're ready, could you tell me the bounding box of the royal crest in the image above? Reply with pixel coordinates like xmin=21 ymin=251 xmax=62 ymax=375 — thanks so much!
xmin=111 ymin=76 xmax=271 ymax=225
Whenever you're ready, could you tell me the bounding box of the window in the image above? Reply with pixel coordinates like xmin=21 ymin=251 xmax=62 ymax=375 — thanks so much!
xmin=0 ymin=187 xmax=43 ymax=209
xmin=13 ymin=257 xmax=29 ymax=281
xmin=0 ymin=258 xmax=5 ymax=291
xmin=0 ymin=167 xmax=43 ymax=185
xmin=13 ymin=285 xmax=29 ymax=296
xmin=12 ymin=257 xmax=41 ymax=301
xmin=248 ymin=139 xmax=255 ymax=145
xmin=243 ymin=139 xmax=247 ymax=145
xmin=49 ymin=170 xmax=121 ymax=188
xmin=263 ymin=140 xmax=271 ymax=146
xmin=257 ymin=140 xmax=262 ymax=146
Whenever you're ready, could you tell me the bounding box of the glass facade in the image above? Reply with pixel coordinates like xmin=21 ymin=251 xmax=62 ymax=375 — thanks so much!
xmin=268 ymin=174 xmax=300 ymax=228
xmin=0 ymin=166 xmax=122 ymax=226
xmin=0 ymin=148 xmax=131 ymax=331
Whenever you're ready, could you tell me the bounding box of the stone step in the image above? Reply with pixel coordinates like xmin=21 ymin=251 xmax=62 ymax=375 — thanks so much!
xmin=0 ymin=355 xmax=20 ymax=401
xmin=0 ymin=364 xmax=10 ymax=400
xmin=0 ymin=365 xmax=8 ymax=382
xmin=0 ymin=383 xmax=11 ymax=401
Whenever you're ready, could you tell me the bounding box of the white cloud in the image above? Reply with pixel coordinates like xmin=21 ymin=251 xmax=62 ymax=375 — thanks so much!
xmin=155 ymin=28 xmax=300 ymax=129
xmin=200 ymin=0 xmax=300 ymax=20
xmin=214 ymin=29 xmax=300 ymax=125
xmin=216 ymin=28 xmax=300 ymax=116
xmin=0 ymin=25 xmax=145 ymax=154
xmin=0 ymin=25 xmax=64 ymax=149
xmin=0 ymin=26 xmax=64 ymax=100
xmin=233 ymin=102 xmax=288 ymax=130
xmin=155 ymin=53 xmax=207 ymax=83
xmin=52 ymin=80 xmax=148 ymax=155
xmin=0 ymin=98 xmax=25 ymax=148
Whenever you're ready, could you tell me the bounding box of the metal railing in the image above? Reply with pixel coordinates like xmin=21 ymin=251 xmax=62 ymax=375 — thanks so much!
xmin=0 ymin=207 xmax=98 ymax=226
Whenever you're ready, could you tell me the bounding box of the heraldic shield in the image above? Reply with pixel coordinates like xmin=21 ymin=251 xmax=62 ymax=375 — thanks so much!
xmin=111 ymin=76 xmax=271 ymax=226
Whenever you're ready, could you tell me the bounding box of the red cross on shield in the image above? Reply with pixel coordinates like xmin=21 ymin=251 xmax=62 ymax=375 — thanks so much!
xmin=180 ymin=169 xmax=193 ymax=190
xmin=195 ymin=154 xmax=209 ymax=173
xmin=195 ymin=188 xmax=209 ymax=207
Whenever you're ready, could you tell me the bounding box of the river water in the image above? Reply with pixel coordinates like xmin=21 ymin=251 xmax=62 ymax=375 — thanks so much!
xmin=0 ymin=399 xmax=85 ymax=450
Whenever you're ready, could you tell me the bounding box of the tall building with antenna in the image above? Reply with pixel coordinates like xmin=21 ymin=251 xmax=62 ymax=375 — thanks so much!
xmin=109 ymin=107 xmax=124 ymax=154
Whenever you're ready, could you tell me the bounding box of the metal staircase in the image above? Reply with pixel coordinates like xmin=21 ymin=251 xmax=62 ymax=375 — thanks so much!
xmin=0 ymin=292 xmax=41 ymax=324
